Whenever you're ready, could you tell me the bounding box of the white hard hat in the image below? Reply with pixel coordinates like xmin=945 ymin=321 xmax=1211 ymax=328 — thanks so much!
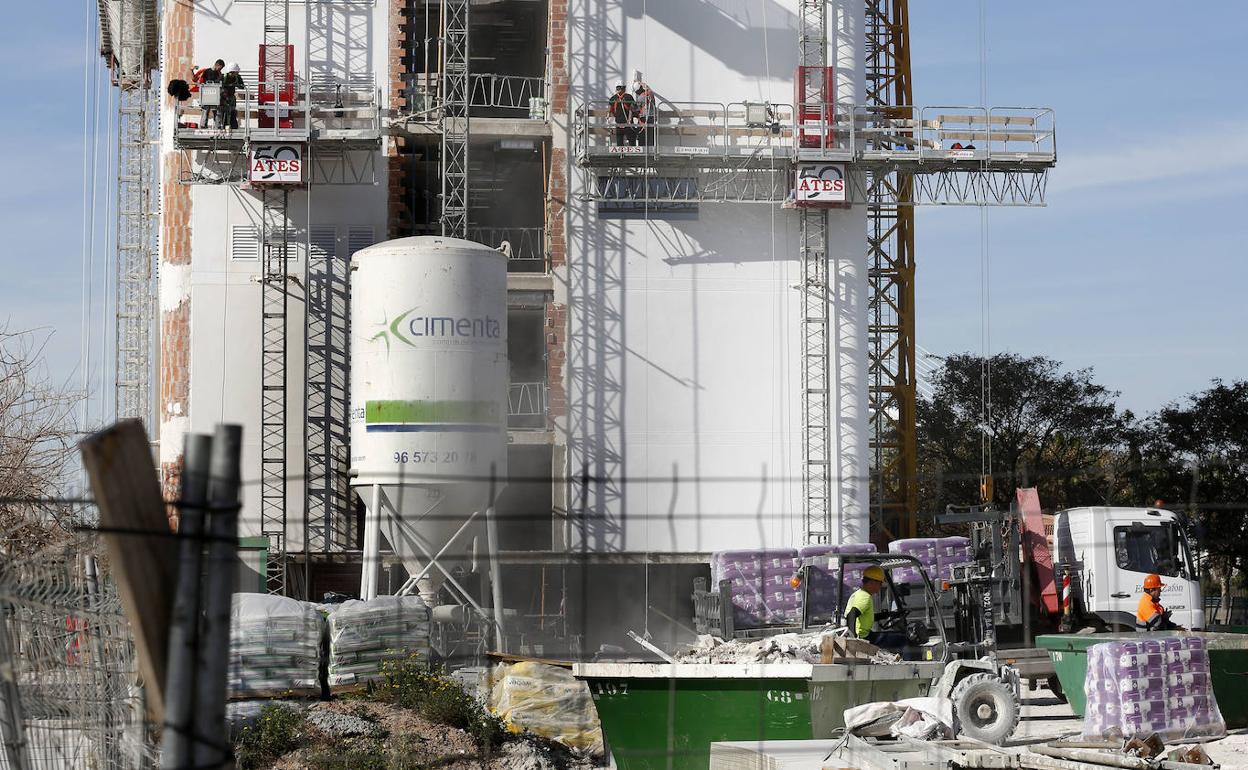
xmin=228 ymin=62 xmax=241 ymax=73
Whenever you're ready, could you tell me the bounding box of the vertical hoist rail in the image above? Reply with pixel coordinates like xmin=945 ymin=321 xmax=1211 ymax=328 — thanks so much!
xmin=864 ymin=0 xmax=918 ymax=541
xmin=799 ymin=0 xmax=832 ymax=544
xmin=441 ymin=0 xmax=470 ymax=236
xmin=260 ymin=0 xmax=292 ymax=595
xmin=113 ymin=0 xmax=157 ymax=428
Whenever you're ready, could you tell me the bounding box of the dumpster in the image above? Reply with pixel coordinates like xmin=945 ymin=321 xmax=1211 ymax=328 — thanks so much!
xmin=807 ymin=661 xmax=944 ymax=736
xmin=574 ymin=661 xmax=943 ymax=770
xmin=1036 ymin=632 xmax=1248 ymax=727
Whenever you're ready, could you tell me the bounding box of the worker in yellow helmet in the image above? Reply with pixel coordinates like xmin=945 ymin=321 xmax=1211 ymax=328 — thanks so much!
xmin=1135 ymin=573 xmax=1183 ymax=631
xmin=844 ymin=566 xmax=908 ymax=652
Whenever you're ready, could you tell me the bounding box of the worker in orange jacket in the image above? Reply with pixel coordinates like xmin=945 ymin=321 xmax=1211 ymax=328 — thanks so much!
xmin=1135 ymin=573 xmax=1183 ymax=631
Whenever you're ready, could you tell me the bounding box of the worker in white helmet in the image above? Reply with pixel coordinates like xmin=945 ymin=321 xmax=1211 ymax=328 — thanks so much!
xmin=221 ymin=62 xmax=245 ymax=130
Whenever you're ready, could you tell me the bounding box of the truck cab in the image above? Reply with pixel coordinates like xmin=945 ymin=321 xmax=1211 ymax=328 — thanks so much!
xmin=1053 ymin=507 xmax=1203 ymax=631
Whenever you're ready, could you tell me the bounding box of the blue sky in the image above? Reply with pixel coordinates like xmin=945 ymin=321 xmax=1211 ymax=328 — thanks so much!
xmin=1 ymin=2 xmax=1244 ymax=420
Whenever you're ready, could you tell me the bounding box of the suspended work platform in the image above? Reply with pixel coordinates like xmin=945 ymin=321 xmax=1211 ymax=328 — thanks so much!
xmin=172 ymin=73 xmax=382 ymax=185
xmin=574 ymin=101 xmax=1055 ymax=207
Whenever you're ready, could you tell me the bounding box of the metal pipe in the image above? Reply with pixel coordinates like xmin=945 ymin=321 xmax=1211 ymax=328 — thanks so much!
xmin=159 ymin=433 xmax=212 ymax=770
xmin=1029 ymin=744 xmax=1152 ymax=769
xmin=0 ymin=599 xmax=31 ymax=770
xmin=360 ymin=484 xmax=381 ymax=600
xmin=193 ymin=423 xmax=242 ymax=769
xmin=485 ymin=504 xmax=505 ymax=650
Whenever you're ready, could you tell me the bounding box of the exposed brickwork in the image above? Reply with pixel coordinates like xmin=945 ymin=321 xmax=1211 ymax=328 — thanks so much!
xmin=387 ymin=0 xmax=411 ymax=238
xmin=548 ymin=0 xmax=569 ymax=115
xmin=544 ymin=303 xmax=568 ymax=426
xmin=545 ymin=1 xmax=570 ymax=431
xmin=160 ymin=0 xmax=194 ymax=521
xmin=546 ymin=148 xmax=567 ymax=269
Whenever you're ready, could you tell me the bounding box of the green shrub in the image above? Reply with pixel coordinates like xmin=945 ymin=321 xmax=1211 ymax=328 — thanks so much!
xmin=236 ymin=705 xmax=306 ymax=769
xmin=373 ymin=656 xmax=508 ymax=751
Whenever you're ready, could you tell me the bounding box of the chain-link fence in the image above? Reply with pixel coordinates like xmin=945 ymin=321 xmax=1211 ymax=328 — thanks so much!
xmin=0 ymin=536 xmax=156 ymax=769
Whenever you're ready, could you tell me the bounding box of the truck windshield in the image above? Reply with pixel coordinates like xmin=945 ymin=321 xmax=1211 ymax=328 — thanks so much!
xmin=1113 ymin=525 xmax=1185 ymax=578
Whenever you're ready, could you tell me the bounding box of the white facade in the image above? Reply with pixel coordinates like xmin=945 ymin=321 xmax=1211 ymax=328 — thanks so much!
xmin=561 ymin=0 xmax=869 ymax=554
xmin=161 ymin=1 xmax=391 ymax=550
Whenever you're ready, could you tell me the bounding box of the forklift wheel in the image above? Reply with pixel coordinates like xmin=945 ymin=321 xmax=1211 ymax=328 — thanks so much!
xmin=1046 ymin=675 xmax=1067 ymax=703
xmin=952 ymin=673 xmax=1021 ymax=746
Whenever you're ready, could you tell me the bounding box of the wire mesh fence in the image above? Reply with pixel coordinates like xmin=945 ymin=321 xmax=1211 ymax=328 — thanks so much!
xmin=0 ymin=535 xmax=156 ymax=769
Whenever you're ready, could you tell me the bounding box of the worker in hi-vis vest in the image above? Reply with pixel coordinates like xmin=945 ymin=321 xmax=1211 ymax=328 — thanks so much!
xmin=1136 ymin=573 xmax=1183 ymax=631
xmin=844 ymin=566 xmax=908 ymax=652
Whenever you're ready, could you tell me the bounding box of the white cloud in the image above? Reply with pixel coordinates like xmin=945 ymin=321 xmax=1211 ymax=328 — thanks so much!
xmin=1050 ymin=122 xmax=1248 ymax=193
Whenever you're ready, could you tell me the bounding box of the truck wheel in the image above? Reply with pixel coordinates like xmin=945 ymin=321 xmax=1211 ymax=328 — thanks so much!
xmin=1046 ymin=675 xmax=1067 ymax=703
xmin=952 ymin=673 xmax=1021 ymax=746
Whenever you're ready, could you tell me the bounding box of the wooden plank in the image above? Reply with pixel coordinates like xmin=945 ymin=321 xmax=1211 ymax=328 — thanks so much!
xmin=486 ymin=651 xmax=576 ymax=668
xmin=79 ymin=419 xmax=176 ymax=724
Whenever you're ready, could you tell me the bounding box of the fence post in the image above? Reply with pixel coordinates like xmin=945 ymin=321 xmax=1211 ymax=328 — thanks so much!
xmin=0 ymin=599 xmax=30 ymax=770
xmin=159 ymin=433 xmax=213 ymax=769
xmin=194 ymin=424 xmax=242 ymax=769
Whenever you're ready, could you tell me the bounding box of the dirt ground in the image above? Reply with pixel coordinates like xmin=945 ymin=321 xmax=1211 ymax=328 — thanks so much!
xmin=269 ymin=700 xmax=595 ymax=770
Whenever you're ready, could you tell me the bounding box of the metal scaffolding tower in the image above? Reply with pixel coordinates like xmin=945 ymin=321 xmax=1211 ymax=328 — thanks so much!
xmin=440 ymin=0 xmax=470 ymax=236
xmin=104 ymin=0 xmax=160 ymax=428
xmin=798 ymin=0 xmax=834 ymax=544
xmin=260 ymin=0 xmax=293 ymax=595
xmin=864 ymin=0 xmax=919 ymax=541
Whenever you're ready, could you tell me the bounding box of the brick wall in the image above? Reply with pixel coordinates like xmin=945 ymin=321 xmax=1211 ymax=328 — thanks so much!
xmin=544 ymin=303 xmax=567 ymax=425
xmin=387 ymin=0 xmax=411 ymax=237
xmin=546 ymin=0 xmax=570 ymax=430
xmin=160 ymin=0 xmax=194 ymax=526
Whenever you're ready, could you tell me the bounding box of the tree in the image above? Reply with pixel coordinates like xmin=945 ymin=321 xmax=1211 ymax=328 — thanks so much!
xmin=0 ymin=326 xmax=83 ymax=556
xmin=1150 ymin=380 xmax=1248 ymax=609
xmin=916 ymin=353 xmax=1126 ymax=514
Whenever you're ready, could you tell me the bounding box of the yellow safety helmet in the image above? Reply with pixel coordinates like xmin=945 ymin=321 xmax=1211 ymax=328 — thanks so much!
xmin=863 ymin=566 xmax=886 ymax=583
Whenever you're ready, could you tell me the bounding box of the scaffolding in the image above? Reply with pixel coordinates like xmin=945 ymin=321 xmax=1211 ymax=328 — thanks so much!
xmin=259 ymin=0 xmax=294 ymax=596
xmin=440 ymin=0 xmax=470 ymax=237
xmin=570 ymin=6 xmax=1057 ymax=547
xmin=169 ymin=2 xmax=382 ymax=597
xmin=798 ymin=0 xmax=834 ymax=544
xmin=102 ymin=0 xmax=159 ymax=429
xmin=865 ymin=0 xmax=918 ymax=541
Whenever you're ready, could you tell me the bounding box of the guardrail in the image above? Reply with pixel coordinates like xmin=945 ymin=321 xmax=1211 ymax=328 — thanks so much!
xmin=466 ymin=227 xmax=546 ymax=269
xmin=469 ymin=74 xmax=545 ymax=113
xmin=173 ymin=75 xmax=381 ymax=142
xmin=575 ymin=101 xmax=1055 ymax=165
xmin=508 ymin=382 xmax=547 ymax=427
xmin=575 ymin=100 xmax=794 ymax=161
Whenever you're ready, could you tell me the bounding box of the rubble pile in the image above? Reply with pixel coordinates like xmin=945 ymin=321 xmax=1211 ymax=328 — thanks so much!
xmin=676 ymin=631 xmax=900 ymax=665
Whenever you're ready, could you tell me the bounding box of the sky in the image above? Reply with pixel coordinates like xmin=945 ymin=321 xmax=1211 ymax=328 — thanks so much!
xmin=0 ymin=2 xmax=1244 ymax=421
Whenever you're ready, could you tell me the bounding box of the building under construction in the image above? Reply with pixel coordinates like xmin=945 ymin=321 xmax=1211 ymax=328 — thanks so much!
xmin=99 ymin=0 xmax=1054 ymax=657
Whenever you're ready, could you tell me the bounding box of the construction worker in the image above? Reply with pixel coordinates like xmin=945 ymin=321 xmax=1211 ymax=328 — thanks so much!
xmin=221 ymin=63 xmax=245 ymax=130
xmin=608 ymin=84 xmax=636 ymax=146
xmin=844 ymin=566 xmax=908 ymax=652
xmin=634 ymin=83 xmax=657 ymax=147
xmin=193 ymin=59 xmax=225 ymax=127
xmin=1136 ymin=573 xmax=1183 ymax=631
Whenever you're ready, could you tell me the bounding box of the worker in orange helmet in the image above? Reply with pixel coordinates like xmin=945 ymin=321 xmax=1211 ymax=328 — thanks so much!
xmin=1135 ymin=573 xmax=1183 ymax=632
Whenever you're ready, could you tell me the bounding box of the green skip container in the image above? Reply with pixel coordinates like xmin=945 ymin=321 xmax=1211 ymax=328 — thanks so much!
xmin=573 ymin=661 xmax=941 ymax=770
xmin=1036 ymin=632 xmax=1248 ymax=727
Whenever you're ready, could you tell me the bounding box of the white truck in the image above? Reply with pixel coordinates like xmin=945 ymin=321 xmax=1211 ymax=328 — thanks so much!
xmin=1053 ymin=506 xmax=1204 ymax=631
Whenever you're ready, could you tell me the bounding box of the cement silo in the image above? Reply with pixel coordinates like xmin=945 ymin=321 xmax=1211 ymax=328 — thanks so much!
xmin=349 ymin=236 xmax=508 ymax=607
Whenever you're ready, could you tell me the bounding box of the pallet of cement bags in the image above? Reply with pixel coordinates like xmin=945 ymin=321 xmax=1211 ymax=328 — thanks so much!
xmin=489 ymin=661 xmax=604 ymax=757
xmin=228 ymin=593 xmax=323 ymax=699
xmin=327 ymin=596 xmax=431 ymax=687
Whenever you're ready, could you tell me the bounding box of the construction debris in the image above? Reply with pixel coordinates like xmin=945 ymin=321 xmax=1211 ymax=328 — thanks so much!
xmin=676 ymin=631 xmax=901 ymax=665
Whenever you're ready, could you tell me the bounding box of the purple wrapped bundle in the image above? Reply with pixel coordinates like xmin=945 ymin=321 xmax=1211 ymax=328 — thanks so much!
xmin=1084 ymin=636 xmax=1227 ymax=742
xmin=710 ymin=548 xmax=800 ymax=629
xmin=1118 ymin=677 xmax=1164 ymax=701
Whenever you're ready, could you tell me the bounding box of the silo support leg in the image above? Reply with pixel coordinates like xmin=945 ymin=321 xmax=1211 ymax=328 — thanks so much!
xmin=360 ymin=484 xmax=382 ymax=600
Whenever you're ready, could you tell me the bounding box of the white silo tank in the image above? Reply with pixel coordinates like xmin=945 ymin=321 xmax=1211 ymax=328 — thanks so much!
xmin=350 ymin=236 xmax=508 ymax=604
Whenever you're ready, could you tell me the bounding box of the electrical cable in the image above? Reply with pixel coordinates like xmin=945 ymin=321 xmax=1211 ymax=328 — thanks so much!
xmin=978 ymin=0 xmax=993 ymax=492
